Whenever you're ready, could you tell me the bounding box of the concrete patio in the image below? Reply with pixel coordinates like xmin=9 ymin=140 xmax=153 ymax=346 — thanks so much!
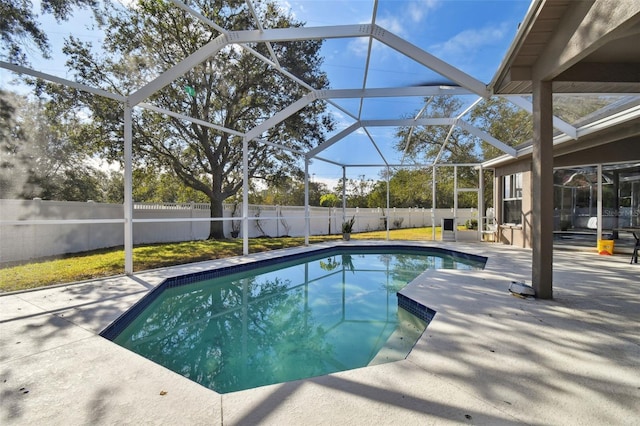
xmin=1 ymin=241 xmax=638 ymax=425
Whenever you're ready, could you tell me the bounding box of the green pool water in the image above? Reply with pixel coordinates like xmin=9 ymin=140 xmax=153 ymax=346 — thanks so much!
xmin=112 ymin=250 xmax=483 ymax=393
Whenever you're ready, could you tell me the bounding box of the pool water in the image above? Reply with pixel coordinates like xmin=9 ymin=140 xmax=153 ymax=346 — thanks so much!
xmin=110 ymin=249 xmax=484 ymax=393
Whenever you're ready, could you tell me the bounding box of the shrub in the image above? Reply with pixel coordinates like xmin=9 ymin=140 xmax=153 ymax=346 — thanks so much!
xmin=465 ymin=219 xmax=478 ymax=230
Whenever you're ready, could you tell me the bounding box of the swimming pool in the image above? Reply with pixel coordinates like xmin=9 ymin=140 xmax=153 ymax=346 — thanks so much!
xmin=102 ymin=245 xmax=486 ymax=393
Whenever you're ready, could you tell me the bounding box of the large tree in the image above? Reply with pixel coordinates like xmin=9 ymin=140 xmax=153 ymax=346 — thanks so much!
xmin=0 ymin=0 xmax=100 ymax=64
xmin=333 ymin=175 xmax=375 ymax=208
xmin=395 ymin=96 xmax=480 ymax=165
xmin=251 ymin=175 xmax=328 ymax=206
xmin=392 ymin=96 xmax=532 ymax=210
xmin=38 ymin=0 xmax=334 ymax=238
xmin=0 ymin=91 xmax=109 ymax=200
xmin=395 ymin=96 xmax=533 ymax=164
xmin=2 ymin=0 xmax=101 ymax=191
xmin=367 ymin=168 xmax=432 ymax=209
xmin=469 ymin=97 xmax=532 ymax=160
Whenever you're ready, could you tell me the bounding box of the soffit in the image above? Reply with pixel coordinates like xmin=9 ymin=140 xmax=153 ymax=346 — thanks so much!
xmin=492 ymin=0 xmax=640 ymax=95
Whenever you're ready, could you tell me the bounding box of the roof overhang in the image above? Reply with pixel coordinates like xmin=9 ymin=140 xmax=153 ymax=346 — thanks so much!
xmin=491 ymin=0 xmax=640 ymax=95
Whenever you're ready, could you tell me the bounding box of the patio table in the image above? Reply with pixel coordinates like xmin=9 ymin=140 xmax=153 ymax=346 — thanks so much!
xmin=617 ymin=228 xmax=640 ymax=264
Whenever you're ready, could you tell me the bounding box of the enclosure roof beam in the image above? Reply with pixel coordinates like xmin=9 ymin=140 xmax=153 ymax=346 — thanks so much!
xmin=312 ymin=156 xmax=345 ymax=167
xmin=229 ymin=25 xmax=370 ymax=43
xmin=504 ymin=95 xmax=577 ymax=139
xmin=576 ymin=104 xmax=640 ymax=137
xmin=433 ymin=123 xmax=457 ymax=165
xmin=371 ymin=25 xmax=490 ymax=97
xmin=306 ymin=122 xmax=361 ymax=158
xmin=392 ymin=163 xmax=436 ymax=168
xmin=255 ymin=139 xmax=305 ymax=156
xmin=362 ymin=127 xmax=389 ymax=167
xmin=1 ymin=61 xmax=126 ymax=102
xmin=433 ymin=162 xmax=484 ymax=168
xmin=172 ymin=0 xmax=360 ymax=124
xmin=228 ymin=24 xmax=489 ymax=96
xmin=315 ymin=86 xmax=472 ymax=99
xmin=357 ymin=8 xmax=377 ymax=121
xmin=169 ymin=0 xmax=227 ymax=34
xmin=457 ymin=97 xmax=483 ymax=119
xmin=457 ymin=120 xmax=517 ymax=157
xmin=401 ymin=100 xmax=431 ymax=165
xmin=247 ymin=85 xmax=467 ymax=146
xmin=244 ymin=0 xmax=281 ymax=68
xmin=128 ymin=34 xmax=228 ymax=106
xmin=244 ymin=92 xmax=317 ymax=141
xmin=361 ymin=118 xmax=456 ymax=127
xmin=139 ymin=103 xmax=244 ymax=137
xmin=344 ymin=163 xmax=483 ymax=168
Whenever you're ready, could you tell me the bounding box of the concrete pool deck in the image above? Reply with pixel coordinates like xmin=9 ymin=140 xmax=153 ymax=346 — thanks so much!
xmin=1 ymin=241 xmax=638 ymax=425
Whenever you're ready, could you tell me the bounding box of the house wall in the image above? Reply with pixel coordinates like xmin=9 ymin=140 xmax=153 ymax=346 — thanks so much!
xmin=494 ymin=159 xmax=532 ymax=248
xmin=493 ymin=135 xmax=640 ymax=248
xmin=554 ymin=136 xmax=640 ymax=167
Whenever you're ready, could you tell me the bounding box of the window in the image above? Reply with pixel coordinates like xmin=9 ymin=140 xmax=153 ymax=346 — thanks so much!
xmin=503 ymin=173 xmax=522 ymax=225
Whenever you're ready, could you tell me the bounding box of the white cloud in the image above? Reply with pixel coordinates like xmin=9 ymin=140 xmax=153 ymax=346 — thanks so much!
xmin=88 ymin=157 xmax=121 ymax=173
xmin=330 ymin=109 xmax=359 ymax=132
xmin=279 ymin=0 xmax=292 ymax=11
xmin=376 ymin=16 xmax=405 ymax=37
xmin=347 ymin=37 xmax=372 ymax=58
xmin=407 ymin=0 xmax=440 ymax=23
xmin=430 ymin=22 xmax=510 ymax=59
xmin=115 ymin=0 xmax=138 ymax=9
xmin=347 ymin=1 xmax=440 ymax=56
xmin=346 ymin=15 xmax=404 ymax=58
xmin=275 ymin=0 xmax=295 ymax=19
xmin=314 ymin=176 xmax=341 ymax=190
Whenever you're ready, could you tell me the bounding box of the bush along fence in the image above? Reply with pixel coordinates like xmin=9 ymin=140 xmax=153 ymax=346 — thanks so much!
xmin=0 ymin=199 xmax=478 ymax=263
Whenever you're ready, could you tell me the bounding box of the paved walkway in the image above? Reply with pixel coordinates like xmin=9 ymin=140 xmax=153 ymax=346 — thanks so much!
xmin=1 ymin=242 xmax=638 ymax=425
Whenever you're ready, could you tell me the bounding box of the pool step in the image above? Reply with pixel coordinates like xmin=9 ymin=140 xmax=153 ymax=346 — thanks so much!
xmin=369 ymin=308 xmax=428 ymax=366
xmin=397 ymin=292 xmax=436 ymax=323
xmin=368 ymin=295 xmax=436 ymax=366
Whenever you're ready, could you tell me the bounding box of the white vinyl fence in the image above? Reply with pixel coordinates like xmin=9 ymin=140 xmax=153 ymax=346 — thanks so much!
xmin=0 ymin=199 xmax=478 ymax=263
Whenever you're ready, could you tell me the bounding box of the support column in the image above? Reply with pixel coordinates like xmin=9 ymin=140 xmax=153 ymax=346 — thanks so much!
xmin=342 ymin=166 xmax=347 ymax=221
xmin=597 ymin=164 xmax=603 ymax=241
xmin=123 ymin=103 xmax=133 ymax=274
xmin=495 ymin=172 xmax=503 ymax=243
xmin=479 ymin=165 xmax=484 ymax=242
xmin=304 ymin=159 xmax=310 ymax=246
xmin=432 ymin=165 xmax=437 ymax=241
xmin=532 ymin=79 xmax=554 ymax=299
xmin=386 ymin=166 xmax=390 ymax=240
xmin=453 ymin=165 xmax=458 ymax=240
xmin=242 ymin=138 xmax=249 ymax=255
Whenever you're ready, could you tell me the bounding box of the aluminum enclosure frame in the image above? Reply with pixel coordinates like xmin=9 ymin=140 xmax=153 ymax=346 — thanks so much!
xmin=2 ymin=0 xmax=636 ymax=276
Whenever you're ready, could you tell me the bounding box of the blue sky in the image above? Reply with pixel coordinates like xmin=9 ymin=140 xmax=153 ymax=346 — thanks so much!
xmin=1 ymin=0 xmax=533 ymax=188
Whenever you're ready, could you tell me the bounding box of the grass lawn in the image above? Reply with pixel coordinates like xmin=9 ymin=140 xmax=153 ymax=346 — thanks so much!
xmin=0 ymin=227 xmax=443 ymax=293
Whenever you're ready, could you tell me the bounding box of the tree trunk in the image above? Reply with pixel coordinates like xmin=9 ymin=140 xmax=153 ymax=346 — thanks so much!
xmin=208 ymin=195 xmax=226 ymax=239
